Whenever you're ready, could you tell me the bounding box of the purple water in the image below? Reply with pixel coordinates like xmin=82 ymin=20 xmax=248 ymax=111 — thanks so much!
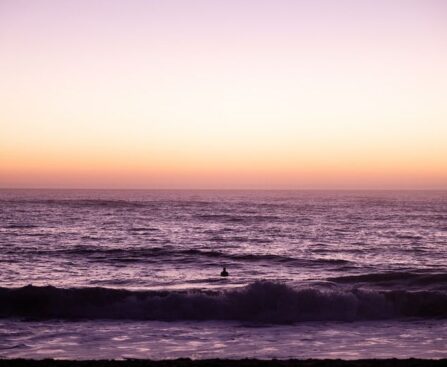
xmin=0 ymin=189 xmax=446 ymax=359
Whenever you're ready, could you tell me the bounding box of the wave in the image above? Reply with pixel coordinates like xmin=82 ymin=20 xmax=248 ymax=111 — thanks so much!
xmin=1 ymin=198 xmax=146 ymax=208
xmin=1 ymin=281 xmax=446 ymax=322
xmin=196 ymin=214 xmax=280 ymax=223
xmin=329 ymin=271 xmax=447 ymax=290
xmin=48 ymin=246 xmax=349 ymax=266
xmin=4 ymin=224 xmax=38 ymax=229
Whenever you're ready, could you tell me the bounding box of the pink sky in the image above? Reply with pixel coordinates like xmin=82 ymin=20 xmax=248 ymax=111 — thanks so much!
xmin=1 ymin=0 xmax=446 ymax=189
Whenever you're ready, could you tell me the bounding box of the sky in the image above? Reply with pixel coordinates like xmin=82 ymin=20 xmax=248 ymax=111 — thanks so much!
xmin=1 ymin=0 xmax=446 ymax=189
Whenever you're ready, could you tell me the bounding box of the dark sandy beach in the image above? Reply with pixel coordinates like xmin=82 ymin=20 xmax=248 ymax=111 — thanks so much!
xmin=0 ymin=359 xmax=446 ymax=367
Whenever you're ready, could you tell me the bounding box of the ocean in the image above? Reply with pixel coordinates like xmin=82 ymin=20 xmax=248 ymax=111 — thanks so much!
xmin=0 ymin=189 xmax=446 ymax=360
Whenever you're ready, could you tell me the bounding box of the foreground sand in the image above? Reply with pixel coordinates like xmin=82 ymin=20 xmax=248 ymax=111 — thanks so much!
xmin=0 ymin=359 xmax=446 ymax=367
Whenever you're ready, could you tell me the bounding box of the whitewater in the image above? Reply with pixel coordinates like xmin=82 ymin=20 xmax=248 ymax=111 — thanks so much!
xmin=0 ymin=189 xmax=446 ymax=359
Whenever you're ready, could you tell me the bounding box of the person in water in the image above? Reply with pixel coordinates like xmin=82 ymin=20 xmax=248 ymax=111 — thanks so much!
xmin=220 ymin=267 xmax=229 ymax=277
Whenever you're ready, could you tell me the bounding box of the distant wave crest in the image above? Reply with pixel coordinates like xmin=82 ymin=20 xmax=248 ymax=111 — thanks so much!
xmin=52 ymin=246 xmax=350 ymax=266
xmin=329 ymin=271 xmax=447 ymax=290
xmin=1 ymin=281 xmax=446 ymax=322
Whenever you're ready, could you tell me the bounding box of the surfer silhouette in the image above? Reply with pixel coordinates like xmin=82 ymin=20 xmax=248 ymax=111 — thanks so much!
xmin=220 ymin=267 xmax=229 ymax=277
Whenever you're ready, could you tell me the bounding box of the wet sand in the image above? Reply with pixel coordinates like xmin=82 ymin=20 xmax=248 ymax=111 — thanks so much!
xmin=0 ymin=359 xmax=446 ymax=367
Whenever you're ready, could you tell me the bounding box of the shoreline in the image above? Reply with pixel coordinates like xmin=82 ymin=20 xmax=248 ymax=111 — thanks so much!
xmin=0 ymin=359 xmax=446 ymax=367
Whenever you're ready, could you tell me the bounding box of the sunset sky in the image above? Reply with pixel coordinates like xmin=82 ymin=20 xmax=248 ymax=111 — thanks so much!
xmin=1 ymin=0 xmax=446 ymax=189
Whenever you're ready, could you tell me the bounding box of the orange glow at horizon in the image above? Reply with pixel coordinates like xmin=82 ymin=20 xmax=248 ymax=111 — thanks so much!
xmin=1 ymin=0 xmax=446 ymax=189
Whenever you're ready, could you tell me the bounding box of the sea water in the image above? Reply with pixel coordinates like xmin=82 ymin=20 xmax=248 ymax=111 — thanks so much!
xmin=0 ymin=190 xmax=446 ymax=359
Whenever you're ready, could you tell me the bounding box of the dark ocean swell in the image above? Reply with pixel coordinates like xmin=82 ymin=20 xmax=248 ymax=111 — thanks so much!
xmin=41 ymin=247 xmax=350 ymax=266
xmin=329 ymin=272 xmax=447 ymax=290
xmin=1 ymin=281 xmax=446 ymax=322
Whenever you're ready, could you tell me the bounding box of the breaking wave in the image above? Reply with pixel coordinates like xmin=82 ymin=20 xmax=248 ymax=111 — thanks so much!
xmin=1 ymin=281 xmax=446 ymax=322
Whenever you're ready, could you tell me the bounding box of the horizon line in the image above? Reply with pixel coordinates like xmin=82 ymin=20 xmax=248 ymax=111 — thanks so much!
xmin=1 ymin=187 xmax=446 ymax=192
